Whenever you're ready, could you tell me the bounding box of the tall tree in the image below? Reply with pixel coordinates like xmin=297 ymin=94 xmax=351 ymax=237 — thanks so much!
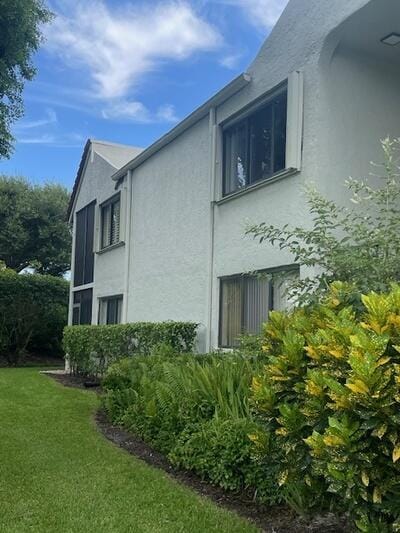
xmin=0 ymin=0 xmax=52 ymax=158
xmin=0 ymin=176 xmax=71 ymax=276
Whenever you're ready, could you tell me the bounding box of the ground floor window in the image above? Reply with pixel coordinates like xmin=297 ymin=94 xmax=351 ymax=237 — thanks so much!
xmin=98 ymin=296 xmax=123 ymax=325
xmin=72 ymin=288 xmax=93 ymax=325
xmin=219 ymin=266 xmax=299 ymax=348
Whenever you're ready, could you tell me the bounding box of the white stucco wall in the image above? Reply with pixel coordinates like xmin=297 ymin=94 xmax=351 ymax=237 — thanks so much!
xmin=318 ymin=46 xmax=400 ymax=199
xmin=69 ymin=149 xmax=127 ymax=325
xmin=69 ymin=0 xmax=400 ymax=350
xmin=126 ymin=117 xmax=211 ymax=350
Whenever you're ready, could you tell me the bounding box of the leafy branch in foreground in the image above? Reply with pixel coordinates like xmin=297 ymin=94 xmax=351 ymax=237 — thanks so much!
xmin=247 ymin=138 xmax=400 ymax=305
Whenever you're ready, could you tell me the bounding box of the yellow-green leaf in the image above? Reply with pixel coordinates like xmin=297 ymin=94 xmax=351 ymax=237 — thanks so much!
xmin=376 ymin=356 xmax=391 ymax=368
xmin=373 ymin=487 xmax=382 ymax=504
xmin=278 ymin=470 xmax=288 ymax=487
xmin=346 ymin=380 xmax=369 ymax=394
xmin=323 ymin=435 xmax=344 ymax=447
xmin=372 ymin=423 xmax=387 ymax=439
xmin=361 ymin=471 xmax=369 ymax=487
xmin=393 ymin=443 xmax=400 ymax=463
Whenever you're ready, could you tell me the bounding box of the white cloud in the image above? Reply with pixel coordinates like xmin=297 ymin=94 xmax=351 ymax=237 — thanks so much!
xmin=102 ymin=100 xmax=179 ymax=124
xmin=102 ymin=101 xmax=150 ymax=122
xmin=155 ymin=104 xmax=179 ymax=123
xmin=18 ymin=132 xmax=85 ymax=147
xmin=45 ymin=0 xmax=222 ymax=100
xmin=19 ymin=134 xmax=56 ymax=145
xmin=221 ymin=0 xmax=288 ymax=31
xmin=219 ymin=52 xmax=242 ymax=70
xmin=15 ymin=109 xmax=57 ymax=130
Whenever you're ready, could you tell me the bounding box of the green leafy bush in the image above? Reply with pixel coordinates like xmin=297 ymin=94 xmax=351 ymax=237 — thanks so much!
xmin=0 ymin=269 xmax=69 ymax=364
xmin=247 ymin=138 xmax=400 ymax=305
xmin=251 ymin=282 xmax=400 ymax=531
xmin=102 ymin=352 xmax=277 ymax=501
xmin=63 ymin=322 xmax=198 ymax=376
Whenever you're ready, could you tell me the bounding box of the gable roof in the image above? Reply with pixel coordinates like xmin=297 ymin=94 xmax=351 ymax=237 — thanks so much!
xmin=67 ymin=139 xmax=142 ymax=220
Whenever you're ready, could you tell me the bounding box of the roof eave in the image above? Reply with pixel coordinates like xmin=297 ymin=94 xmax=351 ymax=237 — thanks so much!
xmin=112 ymin=72 xmax=251 ymax=181
xmin=66 ymin=139 xmax=92 ymax=222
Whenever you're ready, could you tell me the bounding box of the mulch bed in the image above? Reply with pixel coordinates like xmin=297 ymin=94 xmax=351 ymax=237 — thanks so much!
xmin=49 ymin=372 xmax=101 ymax=392
xmin=47 ymin=371 xmax=351 ymax=533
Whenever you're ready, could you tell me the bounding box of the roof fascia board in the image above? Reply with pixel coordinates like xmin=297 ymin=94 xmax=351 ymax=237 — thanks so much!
xmin=67 ymin=140 xmax=91 ymax=222
xmin=112 ymin=72 xmax=251 ymax=181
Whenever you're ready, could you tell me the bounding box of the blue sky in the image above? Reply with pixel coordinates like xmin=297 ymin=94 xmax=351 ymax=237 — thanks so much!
xmin=0 ymin=0 xmax=288 ymax=190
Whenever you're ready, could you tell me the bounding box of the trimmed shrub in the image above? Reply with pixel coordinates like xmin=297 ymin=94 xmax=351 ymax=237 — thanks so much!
xmin=0 ymin=269 xmax=69 ymax=364
xmin=63 ymin=322 xmax=198 ymax=375
xmin=251 ymin=282 xmax=400 ymax=530
xmin=102 ymin=352 xmax=277 ymax=501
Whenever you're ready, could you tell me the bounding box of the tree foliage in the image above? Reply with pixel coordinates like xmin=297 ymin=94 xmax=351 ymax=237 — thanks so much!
xmin=0 ymin=176 xmax=71 ymax=276
xmin=0 ymin=0 xmax=52 ymax=158
xmin=0 ymin=268 xmax=69 ymax=365
xmin=247 ymin=138 xmax=400 ymax=305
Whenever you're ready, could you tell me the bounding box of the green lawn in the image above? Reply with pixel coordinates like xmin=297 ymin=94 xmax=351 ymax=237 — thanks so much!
xmin=0 ymin=368 xmax=257 ymax=533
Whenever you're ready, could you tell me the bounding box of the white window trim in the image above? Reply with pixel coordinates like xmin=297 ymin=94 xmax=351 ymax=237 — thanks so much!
xmin=98 ymin=294 xmax=123 ymax=325
xmin=286 ymin=70 xmax=304 ymax=172
xmin=98 ymin=192 xmax=122 ymax=252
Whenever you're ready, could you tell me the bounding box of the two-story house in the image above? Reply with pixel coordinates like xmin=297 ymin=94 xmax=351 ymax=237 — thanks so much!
xmin=67 ymin=0 xmax=400 ymax=351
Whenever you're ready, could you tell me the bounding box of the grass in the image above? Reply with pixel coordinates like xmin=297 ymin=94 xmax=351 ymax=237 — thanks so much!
xmin=0 ymin=368 xmax=258 ymax=533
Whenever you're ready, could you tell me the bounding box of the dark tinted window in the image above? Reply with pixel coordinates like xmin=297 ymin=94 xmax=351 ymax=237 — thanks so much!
xmin=223 ymin=88 xmax=287 ymax=196
xmin=72 ymin=289 xmax=93 ymax=325
xmin=98 ymin=296 xmax=122 ymax=325
xmin=74 ymin=202 xmax=95 ymax=287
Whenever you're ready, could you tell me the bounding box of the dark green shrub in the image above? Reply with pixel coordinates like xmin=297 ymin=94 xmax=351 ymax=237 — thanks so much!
xmin=63 ymin=322 xmax=198 ymax=375
xmin=170 ymin=417 xmax=278 ymax=499
xmin=0 ymin=269 xmax=69 ymax=364
xmin=102 ymin=352 xmax=278 ymax=502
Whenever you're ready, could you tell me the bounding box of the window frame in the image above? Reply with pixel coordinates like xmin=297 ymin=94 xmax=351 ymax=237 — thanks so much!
xmin=98 ymin=295 xmax=123 ymax=325
xmin=100 ymin=193 xmax=121 ymax=250
xmin=222 ymin=83 xmax=288 ymax=198
xmin=218 ymin=264 xmax=299 ymax=349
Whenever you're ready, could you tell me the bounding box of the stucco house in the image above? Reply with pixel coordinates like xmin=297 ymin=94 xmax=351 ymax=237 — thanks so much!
xmin=67 ymin=0 xmax=400 ymax=351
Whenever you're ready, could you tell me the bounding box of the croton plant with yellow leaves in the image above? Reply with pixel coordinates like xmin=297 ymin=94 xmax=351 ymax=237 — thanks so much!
xmin=251 ymin=282 xmax=400 ymax=532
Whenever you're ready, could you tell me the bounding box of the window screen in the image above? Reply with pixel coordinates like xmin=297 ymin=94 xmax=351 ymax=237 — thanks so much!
xmin=72 ymin=289 xmax=93 ymax=325
xmin=73 ymin=202 xmax=95 ymax=287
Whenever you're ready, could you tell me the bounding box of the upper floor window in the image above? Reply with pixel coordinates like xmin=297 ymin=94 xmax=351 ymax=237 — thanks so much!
xmin=74 ymin=201 xmax=95 ymax=287
xmin=101 ymin=194 xmax=121 ymax=249
xmin=223 ymin=86 xmax=287 ymax=196
xmin=219 ymin=265 xmax=298 ymax=348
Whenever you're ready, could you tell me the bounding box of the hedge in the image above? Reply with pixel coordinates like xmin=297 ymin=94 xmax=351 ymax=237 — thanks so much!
xmin=63 ymin=321 xmax=198 ymax=375
xmin=0 ymin=269 xmax=69 ymax=365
